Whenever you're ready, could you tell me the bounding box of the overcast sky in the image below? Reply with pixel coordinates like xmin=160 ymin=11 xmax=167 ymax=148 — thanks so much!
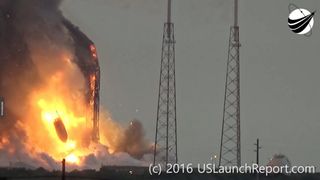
xmin=61 ymin=0 xmax=320 ymax=168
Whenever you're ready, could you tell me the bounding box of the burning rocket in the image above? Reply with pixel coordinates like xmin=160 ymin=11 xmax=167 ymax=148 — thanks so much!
xmin=54 ymin=113 xmax=68 ymax=143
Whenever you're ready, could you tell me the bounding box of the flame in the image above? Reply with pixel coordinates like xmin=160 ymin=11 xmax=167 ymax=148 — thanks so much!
xmin=0 ymin=136 xmax=9 ymax=149
xmin=66 ymin=153 xmax=80 ymax=164
xmin=21 ymin=65 xmax=93 ymax=166
xmin=0 ymin=49 xmax=152 ymax=169
xmin=89 ymin=74 xmax=96 ymax=113
xmin=89 ymin=44 xmax=98 ymax=59
xmin=20 ymin=55 xmax=126 ymax=167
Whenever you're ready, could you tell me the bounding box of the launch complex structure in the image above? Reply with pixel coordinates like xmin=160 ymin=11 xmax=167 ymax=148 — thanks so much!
xmin=219 ymin=0 xmax=241 ymax=167
xmin=153 ymin=0 xmax=178 ymax=168
xmin=63 ymin=19 xmax=101 ymax=143
xmin=153 ymin=0 xmax=242 ymax=168
xmin=0 ymin=0 xmax=243 ymax=168
xmin=64 ymin=0 xmax=242 ymax=166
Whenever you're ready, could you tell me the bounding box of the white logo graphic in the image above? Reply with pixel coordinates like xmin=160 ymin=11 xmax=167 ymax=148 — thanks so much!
xmin=288 ymin=4 xmax=315 ymax=36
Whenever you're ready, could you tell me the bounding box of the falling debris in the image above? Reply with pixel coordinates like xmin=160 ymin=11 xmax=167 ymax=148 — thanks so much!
xmin=53 ymin=116 xmax=68 ymax=143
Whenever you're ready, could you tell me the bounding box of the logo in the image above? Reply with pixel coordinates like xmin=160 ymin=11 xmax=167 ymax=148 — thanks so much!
xmin=288 ymin=3 xmax=315 ymax=36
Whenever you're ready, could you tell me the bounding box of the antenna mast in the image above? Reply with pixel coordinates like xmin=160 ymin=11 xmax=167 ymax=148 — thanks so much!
xmin=234 ymin=0 xmax=238 ymax=26
xmin=167 ymin=0 xmax=171 ymax=23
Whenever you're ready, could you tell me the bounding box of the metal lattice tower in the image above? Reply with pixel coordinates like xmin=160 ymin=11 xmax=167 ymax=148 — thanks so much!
xmin=91 ymin=67 xmax=100 ymax=142
xmin=63 ymin=20 xmax=101 ymax=143
xmin=153 ymin=0 xmax=177 ymax=168
xmin=219 ymin=0 xmax=241 ymax=167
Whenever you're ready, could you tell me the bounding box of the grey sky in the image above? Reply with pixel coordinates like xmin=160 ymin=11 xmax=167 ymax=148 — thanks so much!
xmin=61 ymin=0 xmax=320 ymax=168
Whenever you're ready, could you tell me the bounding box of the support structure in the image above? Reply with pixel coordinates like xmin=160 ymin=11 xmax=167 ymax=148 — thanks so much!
xmin=89 ymin=64 xmax=100 ymax=142
xmin=254 ymin=139 xmax=261 ymax=180
xmin=219 ymin=0 xmax=241 ymax=167
xmin=153 ymin=0 xmax=178 ymax=168
xmin=0 ymin=97 xmax=4 ymax=117
xmin=61 ymin=159 xmax=66 ymax=180
xmin=254 ymin=138 xmax=261 ymax=165
xmin=88 ymin=44 xmax=101 ymax=142
xmin=63 ymin=20 xmax=101 ymax=143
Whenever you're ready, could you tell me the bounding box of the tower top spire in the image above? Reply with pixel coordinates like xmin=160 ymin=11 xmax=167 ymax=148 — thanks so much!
xmin=234 ymin=0 xmax=238 ymax=26
xmin=167 ymin=0 xmax=172 ymax=23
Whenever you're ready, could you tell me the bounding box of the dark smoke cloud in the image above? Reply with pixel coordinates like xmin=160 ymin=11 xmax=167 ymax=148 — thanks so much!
xmin=123 ymin=120 xmax=153 ymax=159
xmin=0 ymin=0 xmax=39 ymax=155
xmin=0 ymin=0 xmax=72 ymax=168
xmin=115 ymin=119 xmax=153 ymax=159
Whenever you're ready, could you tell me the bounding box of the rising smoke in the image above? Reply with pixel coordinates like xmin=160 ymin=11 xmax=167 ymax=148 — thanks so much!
xmin=0 ymin=0 xmax=152 ymax=170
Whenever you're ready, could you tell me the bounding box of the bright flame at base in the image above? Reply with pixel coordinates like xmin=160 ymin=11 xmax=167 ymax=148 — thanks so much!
xmin=22 ymin=67 xmax=96 ymax=167
xmin=66 ymin=154 xmax=80 ymax=164
xmin=0 ymin=54 xmax=153 ymax=169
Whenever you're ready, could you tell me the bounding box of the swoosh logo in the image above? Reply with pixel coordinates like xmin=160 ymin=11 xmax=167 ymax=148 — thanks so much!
xmin=288 ymin=11 xmax=315 ymax=33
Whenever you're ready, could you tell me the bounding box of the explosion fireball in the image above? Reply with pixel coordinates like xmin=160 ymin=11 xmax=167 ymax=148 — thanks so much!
xmin=0 ymin=0 xmax=153 ymax=170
